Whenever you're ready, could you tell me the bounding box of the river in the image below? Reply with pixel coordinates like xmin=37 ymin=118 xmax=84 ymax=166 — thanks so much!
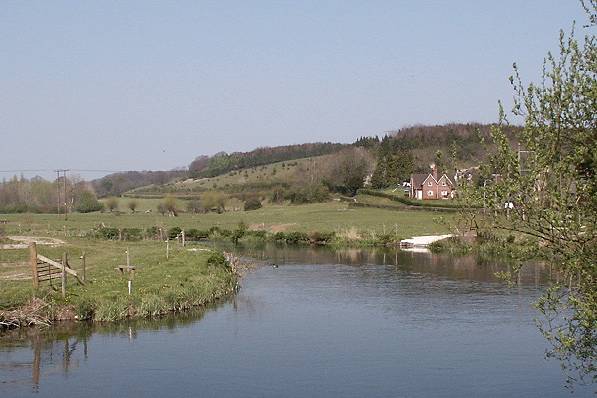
xmin=0 ymin=244 xmax=593 ymax=397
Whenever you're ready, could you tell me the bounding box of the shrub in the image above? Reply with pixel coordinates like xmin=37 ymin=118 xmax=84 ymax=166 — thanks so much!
xmin=186 ymin=228 xmax=209 ymax=241
xmin=168 ymin=227 xmax=182 ymax=240
xmin=127 ymin=200 xmax=138 ymax=214
xmin=76 ymin=191 xmax=103 ymax=213
xmin=121 ymin=228 xmax=143 ymax=241
xmin=308 ymin=231 xmax=335 ymax=245
xmin=244 ymin=198 xmax=262 ymax=211
xmin=284 ymin=231 xmax=309 ymax=244
xmin=246 ymin=230 xmax=267 ymax=239
xmin=146 ymin=226 xmax=160 ymax=239
xmin=207 ymin=251 xmax=229 ymax=268
xmin=105 ymin=197 xmax=119 ymax=212
xmin=95 ymin=226 xmax=120 ymax=240
xmin=186 ymin=199 xmax=204 ymax=214
xmin=273 ymin=232 xmax=287 ymax=242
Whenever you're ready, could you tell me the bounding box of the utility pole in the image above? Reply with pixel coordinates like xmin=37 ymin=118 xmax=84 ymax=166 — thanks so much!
xmin=55 ymin=170 xmax=61 ymax=215
xmin=55 ymin=169 xmax=69 ymax=220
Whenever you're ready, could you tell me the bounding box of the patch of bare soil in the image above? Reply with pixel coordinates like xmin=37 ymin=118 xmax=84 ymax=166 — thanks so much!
xmin=0 ymin=236 xmax=65 ymax=250
xmin=251 ymin=223 xmax=297 ymax=233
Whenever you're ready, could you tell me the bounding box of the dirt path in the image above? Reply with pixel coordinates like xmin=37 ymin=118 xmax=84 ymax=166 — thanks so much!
xmin=0 ymin=236 xmax=65 ymax=250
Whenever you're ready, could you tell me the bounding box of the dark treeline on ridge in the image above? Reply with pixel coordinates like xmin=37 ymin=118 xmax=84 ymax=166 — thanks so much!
xmin=188 ymin=142 xmax=348 ymax=178
xmin=92 ymin=170 xmax=188 ymax=198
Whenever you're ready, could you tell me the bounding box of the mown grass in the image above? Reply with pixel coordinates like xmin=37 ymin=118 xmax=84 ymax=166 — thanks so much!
xmin=0 ymin=202 xmax=452 ymax=239
xmin=0 ymin=239 xmax=236 ymax=325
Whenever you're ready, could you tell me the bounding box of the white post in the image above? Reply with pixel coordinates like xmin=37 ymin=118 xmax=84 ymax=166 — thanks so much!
xmin=128 ymin=280 xmax=132 ymax=295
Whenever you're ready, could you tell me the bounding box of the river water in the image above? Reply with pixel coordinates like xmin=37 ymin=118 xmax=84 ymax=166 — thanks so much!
xmin=0 ymin=245 xmax=593 ymax=397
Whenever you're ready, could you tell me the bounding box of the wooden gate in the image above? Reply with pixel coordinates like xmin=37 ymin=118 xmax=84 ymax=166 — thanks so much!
xmin=29 ymin=243 xmax=84 ymax=297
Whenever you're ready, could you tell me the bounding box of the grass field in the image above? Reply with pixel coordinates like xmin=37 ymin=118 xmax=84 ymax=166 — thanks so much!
xmin=0 ymin=202 xmax=452 ymax=239
xmin=0 ymin=239 xmax=236 ymax=323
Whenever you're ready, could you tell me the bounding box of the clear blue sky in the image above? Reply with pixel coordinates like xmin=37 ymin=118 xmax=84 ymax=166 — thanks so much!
xmin=0 ymin=1 xmax=589 ymax=178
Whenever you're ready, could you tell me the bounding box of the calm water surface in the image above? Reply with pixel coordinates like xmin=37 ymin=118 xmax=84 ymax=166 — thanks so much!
xmin=0 ymin=245 xmax=592 ymax=397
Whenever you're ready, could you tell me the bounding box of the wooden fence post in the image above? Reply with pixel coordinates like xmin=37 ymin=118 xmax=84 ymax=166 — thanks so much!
xmin=30 ymin=242 xmax=39 ymax=289
xmin=181 ymin=229 xmax=185 ymax=247
xmin=61 ymin=252 xmax=67 ymax=298
xmin=166 ymin=239 xmax=170 ymax=260
xmin=81 ymin=252 xmax=86 ymax=282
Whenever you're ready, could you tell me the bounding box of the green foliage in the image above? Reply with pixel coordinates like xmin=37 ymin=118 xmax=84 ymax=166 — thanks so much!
xmin=76 ymin=191 xmax=104 ymax=213
xmin=285 ymin=184 xmax=329 ymax=204
xmin=308 ymin=231 xmax=335 ymax=244
xmin=168 ymin=227 xmax=182 ymax=239
xmin=186 ymin=199 xmax=203 ymax=214
xmin=371 ymin=138 xmax=415 ymax=188
xmin=230 ymin=221 xmax=248 ymax=244
xmin=244 ymin=198 xmax=262 ymax=211
xmin=185 ymin=228 xmax=209 ymax=241
xmin=105 ymin=197 xmax=119 ymax=212
xmin=459 ymin=13 xmax=597 ymax=385
xmin=127 ymin=200 xmax=138 ymax=214
xmin=206 ymin=251 xmax=229 ymax=268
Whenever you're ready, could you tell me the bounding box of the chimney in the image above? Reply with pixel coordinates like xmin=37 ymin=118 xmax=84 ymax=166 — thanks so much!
xmin=430 ymin=163 xmax=437 ymax=180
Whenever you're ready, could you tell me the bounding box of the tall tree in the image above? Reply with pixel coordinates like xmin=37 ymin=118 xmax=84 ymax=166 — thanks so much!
xmin=460 ymin=5 xmax=596 ymax=386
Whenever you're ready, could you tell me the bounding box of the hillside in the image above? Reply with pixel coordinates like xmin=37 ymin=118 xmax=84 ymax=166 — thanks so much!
xmin=95 ymin=122 xmax=519 ymax=200
xmin=126 ymin=156 xmax=333 ymax=198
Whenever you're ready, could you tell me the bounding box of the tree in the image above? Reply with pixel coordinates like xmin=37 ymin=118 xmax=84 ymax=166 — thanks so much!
xmin=460 ymin=7 xmax=596 ymax=386
xmin=202 ymin=191 xmax=226 ymax=213
xmin=75 ymin=190 xmax=103 ymax=213
xmin=105 ymin=197 xmax=119 ymax=212
xmin=244 ymin=197 xmax=262 ymax=211
xmin=163 ymin=196 xmax=178 ymax=216
xmin=324 ymin=147 xmax=374 ymax=195
xmin=127 ymin=200 xmax=138 ymax=214
xmin=186 ymin=199 xmax=204 ymax=214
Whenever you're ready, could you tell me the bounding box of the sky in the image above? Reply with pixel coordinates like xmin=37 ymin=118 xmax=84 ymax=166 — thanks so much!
xmin=0 ymin=1 xmax=590 ymax=179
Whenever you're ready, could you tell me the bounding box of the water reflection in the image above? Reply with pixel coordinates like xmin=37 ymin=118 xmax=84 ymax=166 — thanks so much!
xmin=0 ymin=306 xmax=220 ymax=391
xmin=221 ymin=242 xmax=551 ymax=286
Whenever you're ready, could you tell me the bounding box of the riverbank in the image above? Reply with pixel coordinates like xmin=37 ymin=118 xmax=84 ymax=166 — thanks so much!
xmin=0 ymin=239 xmax=238 ymax=331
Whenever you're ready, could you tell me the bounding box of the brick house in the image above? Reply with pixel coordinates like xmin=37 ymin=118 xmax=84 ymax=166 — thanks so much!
xmin=410 ymin=165 xmax=455 ymax=200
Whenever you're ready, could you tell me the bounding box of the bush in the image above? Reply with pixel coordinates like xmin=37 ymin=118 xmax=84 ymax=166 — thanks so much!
xmin=76 ymin=191 xmax=103 ymax=213
xmin=186 ymin=228 xmax=209 ymax=241
xmin=246 ymin=230 xmax=267 ymax=239
xmin=105 ymin=197 xmax=119 ymax=212
xmin=186 ymin=199 xmax=204 ymax=214
xmin=207 ymin=251 xmax=229 ymax=268
xmin=168 ymin=227 xmax=182 ymax=240
xmin=273 ymin=232 xmax=287 ymax=242
xmin=146 ymin=226 xmax=160 ymax=239
xmin=284 ymin=231 xmax=310 ymax=244
xmin=244 ymin=198 xmax=262 ymax=211
xmin=121 ymin=228 xmax=143 ymax=241
xmin=308 ymin=231 xmax=335 ymax=245
xmin=95 ymin=226 xmax=120 ymax=240
xmin=286 ymin=184 xmax=329 ymax=204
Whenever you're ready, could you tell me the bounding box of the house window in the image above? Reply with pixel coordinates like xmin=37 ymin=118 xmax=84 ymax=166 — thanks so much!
xmin=428 ymin=181 xmax=432 ymax=187
xmin=441 ymin=190 xmax=448 ymax=198
xmin=427 ymin=190 xmax=433 ymax=196
xmin=442 ymin=181 xmax=446 ymax=186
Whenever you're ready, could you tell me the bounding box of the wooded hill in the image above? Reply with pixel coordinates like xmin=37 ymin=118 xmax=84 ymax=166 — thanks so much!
xmin=89 ymin=123 xmax=519 ymax=198
xmin=188 ymin=142 xmax=348 ymax=178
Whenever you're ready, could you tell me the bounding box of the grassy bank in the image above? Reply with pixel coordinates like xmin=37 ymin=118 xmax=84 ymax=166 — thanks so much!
xmin=0 ymin=239 xmax=237 ymax=329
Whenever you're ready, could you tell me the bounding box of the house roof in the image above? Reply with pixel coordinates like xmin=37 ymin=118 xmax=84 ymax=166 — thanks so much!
xmin=437 ymin=174 xmax=454 ymax=186
xmin=411 ymin=173 xmax=430 ymax=188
